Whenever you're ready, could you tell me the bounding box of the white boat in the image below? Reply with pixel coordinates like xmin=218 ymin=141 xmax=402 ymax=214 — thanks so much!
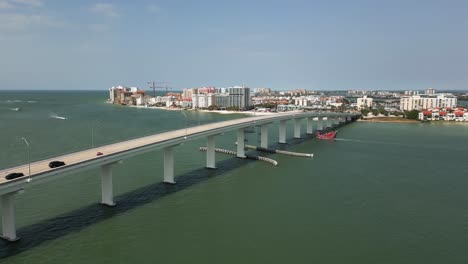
xmin=9 ymin=108 xmax=21 ymax=111
xmin=50 ymin=114 xmax=68 ymax=120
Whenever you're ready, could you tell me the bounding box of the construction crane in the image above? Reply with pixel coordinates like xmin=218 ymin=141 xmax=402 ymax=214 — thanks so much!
xmin=148 ymin=81 xmax=172 ymax=97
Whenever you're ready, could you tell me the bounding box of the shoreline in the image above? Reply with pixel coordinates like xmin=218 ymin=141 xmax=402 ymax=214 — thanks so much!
xmin=357 ymin=117 xmax=419 ymax=123
xmin=126 ymin=104 xmax=282 ymax=116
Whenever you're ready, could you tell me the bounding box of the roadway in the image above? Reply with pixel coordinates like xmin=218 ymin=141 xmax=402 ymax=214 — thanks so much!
xmin=0 ymin=111 xmax=353 ymax=186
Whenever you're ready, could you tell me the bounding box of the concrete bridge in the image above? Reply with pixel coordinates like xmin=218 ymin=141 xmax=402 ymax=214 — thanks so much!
xmin=0 ymin=111 xmax=359 ymax=241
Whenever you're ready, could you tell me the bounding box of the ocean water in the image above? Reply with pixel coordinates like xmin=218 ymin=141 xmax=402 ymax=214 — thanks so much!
xmin=1 ymin=91 xmax=468 ymax=263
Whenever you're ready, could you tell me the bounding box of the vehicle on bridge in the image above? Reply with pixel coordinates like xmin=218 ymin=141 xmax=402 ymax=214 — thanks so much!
xmin=48 ymin=161 xmax=66 ymax=168
xmin=316 ymin=131 xmax=337 ymax=140
xmin=5 ymin=172 xmax=24 ymax=180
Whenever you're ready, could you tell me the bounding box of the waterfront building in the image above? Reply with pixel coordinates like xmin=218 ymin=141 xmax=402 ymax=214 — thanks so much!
xmin=175 ymin=100 xmax=192 ymax=108
xmin=182 ymin=88 xmax=197 ymax=100
xmin=400 ymin=94 xmax=457 ymax=111
xmin=228 ymin=86 xmax=251 ymax=110
xmin=132 ymin=91 xmax=147 ymax=106
xmin=109 ymin=85 xmax=146 ymax=105
xmin=109 ymin=85 xmax=130 ymax=103
xmin=418 ymin=106 xmax=468 ymax=121
xmin=191 ymin=93 xmax=215 ymax=109
xmin=357 ymin=96 xmax=373 ymax=109
xmin=214 ymin=94 xmax=230 ymax=109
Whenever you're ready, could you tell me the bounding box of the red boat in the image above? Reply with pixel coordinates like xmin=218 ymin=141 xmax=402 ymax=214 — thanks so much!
xmin=316 ymin=130 xmax=337 ymax=140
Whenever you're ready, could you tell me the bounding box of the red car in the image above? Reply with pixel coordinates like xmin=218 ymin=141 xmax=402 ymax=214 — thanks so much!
xmin=96 ymin=152 xmax=104 ymax=156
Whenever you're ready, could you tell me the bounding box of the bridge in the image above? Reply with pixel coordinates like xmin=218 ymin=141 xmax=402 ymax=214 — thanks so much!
xmin=0 ymin=111 xmax=359 ymax=241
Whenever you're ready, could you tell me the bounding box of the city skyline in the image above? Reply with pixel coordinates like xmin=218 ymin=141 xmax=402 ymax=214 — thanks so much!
xmin=1 ymin=0 xmax=468 ymax=90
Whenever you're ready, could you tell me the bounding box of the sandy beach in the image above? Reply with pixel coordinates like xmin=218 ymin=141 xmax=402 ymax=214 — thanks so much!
xmin=127 ymin=104 xmax=279 ymax=116
xmin=357 ymin=117 xmax=419 ymax=123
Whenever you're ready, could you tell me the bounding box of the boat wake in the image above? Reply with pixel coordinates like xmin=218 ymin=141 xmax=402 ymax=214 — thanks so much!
xmin=334 ymin=138 xmax=365 ymax=143
xmin=335 ymin=138 xmax=411 ymax=147
xmin=49 ymin=114 xmax=69 ymax=120
xmin=8 ymin=108 xmax=21 ymax=111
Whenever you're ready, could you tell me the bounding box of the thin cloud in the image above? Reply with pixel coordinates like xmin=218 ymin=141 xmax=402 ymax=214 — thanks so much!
xmin=0 ymin=0 xmax=14 ymax=9
xmin=0 ymin=13 xmax=53 ymax=32
xmin=11 ymin=0 xmax=43 ymax=7
xmin=88 ymin=23 xmax=110 ymax=33
xmin=91 ymin=3 xmax=119 ymax=18
xmin=147 ymin=4 xmax=162 ymax=14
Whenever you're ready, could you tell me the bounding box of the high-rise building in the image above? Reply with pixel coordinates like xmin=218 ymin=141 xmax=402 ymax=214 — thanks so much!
xmin=228 ymin=86 xmax=251 ymax=110
xmin=191 ymin=93 xmax=215 ymax=109
xmin=182 ymin=88 xmax=197 ymax=100
xmin=400 ymin=94 xmax=457 ymax=111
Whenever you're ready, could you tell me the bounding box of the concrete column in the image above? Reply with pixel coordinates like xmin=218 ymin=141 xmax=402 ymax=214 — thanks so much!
xmin=1 ymin=192 xmax=18 ymax=241
xmin=279 ymin=120 xmax=287 ymax=144
xmin=260 ymin=124 xmax=268 ymax=149
xmin=321 ymin=117 xmax=328 ymax=128
xmin=206 ymin=135 xmax=216 ymax=169
xmin=294 ymin=118 xmax=301 ymax=138
xmin=316 ymin=117 xmax=324 ymax=130
xmin=306 ymin=117 xmax=313 ymax=134
xmin=347 ymin=116 xmax=352 ymax=122
xmin=237 ymin=128 xmax=246 ymax=158
xmin=164 ymin=146 xmax=175 ymax=183
xmin=100 ymin=164 xmax=115 ymax=206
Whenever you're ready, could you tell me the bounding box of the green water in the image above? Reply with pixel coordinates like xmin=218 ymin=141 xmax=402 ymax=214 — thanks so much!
xmin=1 ymin=91 xmax=468 ymax=263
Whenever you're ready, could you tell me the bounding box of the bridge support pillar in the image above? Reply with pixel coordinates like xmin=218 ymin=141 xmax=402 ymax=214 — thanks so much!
xmin=164 ymin=146 xmax=175 ymax=184
xmin=1 ymin=192 xmax=19 ymax=242
xmin=327 ymin=118 xmax=332 ymax=128
xmin=306 ymin=117 xmax=313 ymax=134
xmin=347 ymin=116 xmax=352 ymax=122
xmin=279 ymin=120 xmax=287 ymax=144
xmin=322 ymin=117 xmax=328 ymax=129
xmin=294 ymin=119 xmax=301 ymax=138
xmin=237 ymin=129 xmax=246 ymax=158
xmin=260 ymin=124 xmax=269 ymax=148
xmin=100 ymin=164 xmax=115 ymax=206
xmin=206 ymin=136 xmax=216 ymax=169
xmin=316 ymin=117 xmax=324 ymax=131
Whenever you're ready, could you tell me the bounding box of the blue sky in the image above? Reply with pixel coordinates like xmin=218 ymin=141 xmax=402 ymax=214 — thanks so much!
xmin=1 ymin=0 xmax=467 ymax=90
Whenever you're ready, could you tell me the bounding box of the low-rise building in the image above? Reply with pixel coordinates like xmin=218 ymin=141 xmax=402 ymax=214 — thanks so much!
xmin=418 ymin=107 xmax=468 ymax=121
xmin=357 ymin=96 xmax=373 ymax=109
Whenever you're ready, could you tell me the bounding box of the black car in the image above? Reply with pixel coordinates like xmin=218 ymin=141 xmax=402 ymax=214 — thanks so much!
xmin=48 ymin=161 xmax=66 ymax=168
xmin=5 ymin=172 xmax=24 ymax=180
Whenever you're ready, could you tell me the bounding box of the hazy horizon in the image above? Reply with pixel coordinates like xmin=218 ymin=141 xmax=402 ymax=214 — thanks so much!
xmin=1 ymin=88 xmax=467 ymax=93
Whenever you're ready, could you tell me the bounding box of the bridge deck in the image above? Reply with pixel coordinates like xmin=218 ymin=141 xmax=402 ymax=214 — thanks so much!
xmin=0 ymin=112 xmax=354 ymax=187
